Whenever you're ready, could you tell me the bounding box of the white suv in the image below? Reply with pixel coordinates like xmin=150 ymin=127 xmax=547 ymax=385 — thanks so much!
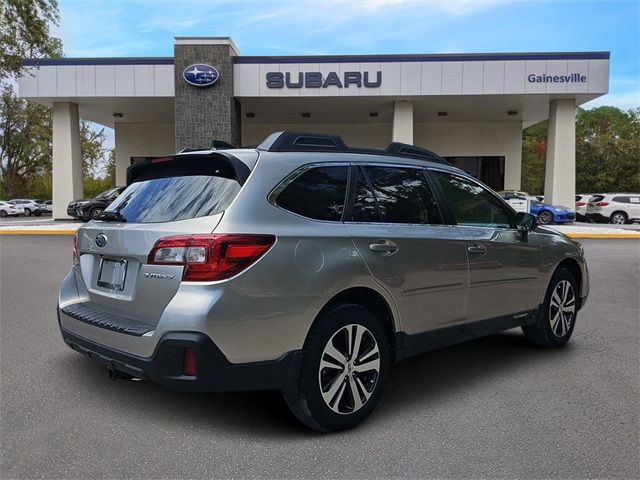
xmin=8 ymin=198 xmax=47 ymax=217
xmin=586 ymin=194 xmax=640 ymax=224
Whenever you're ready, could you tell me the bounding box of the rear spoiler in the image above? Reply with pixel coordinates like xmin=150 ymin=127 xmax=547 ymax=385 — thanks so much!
xmin=126 ymin=152 xmax=251 ymax=186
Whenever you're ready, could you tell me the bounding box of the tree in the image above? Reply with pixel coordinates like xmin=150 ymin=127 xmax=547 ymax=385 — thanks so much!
xmin=0 ymin=84 xmax=52 ymax=197
xmin=0 ymin=0 xmax=61 ymax=80
xmin=0 ymin=85 xmax=112 ymax=199
xmin=521 ymin=106 xmax=640 ymax=195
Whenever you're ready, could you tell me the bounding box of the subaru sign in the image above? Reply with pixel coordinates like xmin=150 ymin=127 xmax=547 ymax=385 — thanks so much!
xmin=183 ymin=64 xmax=219 ymax=87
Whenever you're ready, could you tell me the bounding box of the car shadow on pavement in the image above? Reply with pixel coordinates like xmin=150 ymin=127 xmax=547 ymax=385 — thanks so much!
xmin=61 ymin=329 xmax=572 ymax=438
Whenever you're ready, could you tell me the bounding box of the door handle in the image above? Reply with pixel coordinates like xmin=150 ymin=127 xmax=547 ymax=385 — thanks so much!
xmin=467 ymin=243 xmax=488 ymax=255
xmin=369 ymin=239 xmax=399 ymax=256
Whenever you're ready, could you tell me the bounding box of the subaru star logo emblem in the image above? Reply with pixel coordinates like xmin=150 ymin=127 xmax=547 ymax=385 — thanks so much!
xmin=95 ymin=233 xmax=108 ymax=248
xmin=183 ymin=64 xmax=219 ymax=87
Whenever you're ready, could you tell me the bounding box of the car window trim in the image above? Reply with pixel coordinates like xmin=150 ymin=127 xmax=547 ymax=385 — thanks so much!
xmin=427 ymin=167 xmax=519 ymax=230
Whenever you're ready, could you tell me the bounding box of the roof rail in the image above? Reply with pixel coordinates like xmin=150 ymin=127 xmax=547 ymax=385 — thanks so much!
xmin=257 ymin=131 xmax=450 ymax=165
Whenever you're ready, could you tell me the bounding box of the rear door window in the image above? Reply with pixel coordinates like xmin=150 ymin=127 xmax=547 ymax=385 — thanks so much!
xmin=105 ymin=175 xmax=241 ymax=223
xmin=275 ymin=166 xmax=348 ymax=221
xmin=352 ymin=166 xmax=442 ymax=224
xmin=612 ymin=196 xmax=630 ymax=203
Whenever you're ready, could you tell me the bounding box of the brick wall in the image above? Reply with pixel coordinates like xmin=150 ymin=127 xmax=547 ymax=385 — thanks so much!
xmin=174 ymin=43 xmax=240 ymax=150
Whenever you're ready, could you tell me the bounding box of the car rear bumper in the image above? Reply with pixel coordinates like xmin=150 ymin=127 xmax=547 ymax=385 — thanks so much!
xmin=58 ymin=309 xmax=301 ymax=393
xmin=586 ymin=213 xmax=607 ymax=222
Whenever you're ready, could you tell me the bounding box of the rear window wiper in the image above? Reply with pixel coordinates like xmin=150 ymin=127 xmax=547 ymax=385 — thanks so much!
xmin=96 ymin=211 xmax=127 ymax=222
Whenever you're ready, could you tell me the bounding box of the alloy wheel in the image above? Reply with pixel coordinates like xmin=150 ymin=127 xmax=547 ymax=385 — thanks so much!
xmin=318 ymin=324 xmax=380 ymax=415
xmin=611 ymin=213 xmax=626 ymax=225
xmin=538 ymin=211 xmax=552 ymax=225
xmin=549 ymin=280 xmax=575 ymax=337
xmin=91 ymin=208 xmax=103 ymax=219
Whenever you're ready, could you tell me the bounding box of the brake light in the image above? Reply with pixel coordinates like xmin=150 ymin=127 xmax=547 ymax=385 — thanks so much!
xmin=576 ymin=201 xmax=586 ymax=206
xmin=148 ymin=234 xmax=276 ymax=281
xmin=596 ymin=201 xmax=609 ymax=206
xmin=73 ymin=232 xmax=79 ymax=266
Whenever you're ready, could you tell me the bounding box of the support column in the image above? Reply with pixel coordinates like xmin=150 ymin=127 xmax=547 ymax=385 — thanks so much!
xmin=52 ymin=102 xmax=83 ymax=220
xmin=544 ymin=99 xmax=576 ymax=206
xmin=392 ymin=101 xmax=413 ymax=144
xmin=503 ymin=126 xmax=523 ymax=190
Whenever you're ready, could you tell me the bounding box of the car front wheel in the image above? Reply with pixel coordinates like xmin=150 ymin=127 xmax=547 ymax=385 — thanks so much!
xmin=0 ymin=211 xmax=7 ymax=218
xmin=522 ymin=268 xmax=578 ymax=348
xmin=284 ymin=304 xmax=390 ymax=432
xmin=90 ymin=208 xmax=104 ymax=219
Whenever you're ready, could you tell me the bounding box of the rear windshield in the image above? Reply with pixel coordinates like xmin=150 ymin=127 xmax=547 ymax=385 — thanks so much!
xmin=589 ymin=195 xmax=605 ymax=202
xmin=104 ymin=175 xmax=241 ymax=223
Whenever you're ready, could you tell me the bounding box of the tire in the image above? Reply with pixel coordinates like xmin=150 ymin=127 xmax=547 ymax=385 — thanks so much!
xmin=24 ymin=208 xmax=31 ymax=217
xmin=610 ymin=211 xmax=628 ymax=225
xmin=34 ymin=210 xmax=42 ymax=217
xmin=0 ymin=210 xmax=7 ymax=218
xmin=283 ymin=304 xmax=390 ymax=432
xmin=90 ymin=208 xmax=103 ymax=219
xmin=538 ymin=210 xmax=553 ymax=225
xmin=522 ymin=268 xmax=578 ymax=348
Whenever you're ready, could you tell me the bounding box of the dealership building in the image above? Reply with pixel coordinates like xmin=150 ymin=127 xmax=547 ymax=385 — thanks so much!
xmin=18 ymin=37 xmax=609 ymax=219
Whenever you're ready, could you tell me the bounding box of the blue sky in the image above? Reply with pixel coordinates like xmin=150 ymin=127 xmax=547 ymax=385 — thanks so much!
xmin=56 ymin=0 xmax=639 ymax=108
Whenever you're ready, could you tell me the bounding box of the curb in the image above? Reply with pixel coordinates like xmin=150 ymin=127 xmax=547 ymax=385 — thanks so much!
xmin=564 ymin=233 xmax=640 ymax=239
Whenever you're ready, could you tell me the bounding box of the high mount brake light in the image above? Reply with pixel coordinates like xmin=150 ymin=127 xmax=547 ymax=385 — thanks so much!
xmin=148 ymin=234 xmax=276 ymax=281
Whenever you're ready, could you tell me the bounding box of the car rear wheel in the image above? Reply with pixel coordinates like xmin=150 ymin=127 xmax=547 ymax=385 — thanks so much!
xmin=610 ymin=211 xmax=628 ymax=225
xmin=537 ymin=210 xmax=553 ymax=225
xmin=24 ymin=208 xmax=31 ymax=217
xmin=522 ymin=268 xmax=577 ymax=348
xmin=283 ymin=304 xmax=390 ymax=432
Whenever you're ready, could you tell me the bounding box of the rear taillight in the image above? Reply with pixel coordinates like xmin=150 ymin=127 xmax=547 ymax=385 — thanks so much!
xmin=148 ymin=234 xmax=276 ymax=281
xmin=73 ymin=232 xmax=79 ymax=266
xmin=596 ymin=201 xmax=609 ymax=206
xmin=576 ymin=201 xmax=586 ymax=207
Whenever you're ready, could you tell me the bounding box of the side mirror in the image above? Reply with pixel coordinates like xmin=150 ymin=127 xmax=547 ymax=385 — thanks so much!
xmin=516 ymin=212 xmax=537 ymax=241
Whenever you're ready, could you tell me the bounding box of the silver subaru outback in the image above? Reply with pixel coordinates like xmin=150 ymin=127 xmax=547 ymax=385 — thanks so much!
xmin=58 ymin=131 xmax=589 ymax=432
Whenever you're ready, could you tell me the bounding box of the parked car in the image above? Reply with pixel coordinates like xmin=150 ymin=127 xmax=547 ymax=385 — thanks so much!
xmin=67 ymin=187 xmax=125 ymax=221
xmin=498 ymin=192 xmax=529 ymax=213
xmin=586 ymin=193 xmax=640 ymax=224
xmin=44 ymin=200 xmax=53 ymax=213
xmin=58 ymin=132 xmax=589 ymax=432
xmin=498 ymin=189 xmax=529 ymax=198
xmin=529 ymin=201 xmax=576 ymax=225
xmin=8 ymin=198 xmax=47 ymax=216
xmin=0 ymin=201 xmax=25 ymax=217
xmin=575 ymin=194 xmax=594 ymax=222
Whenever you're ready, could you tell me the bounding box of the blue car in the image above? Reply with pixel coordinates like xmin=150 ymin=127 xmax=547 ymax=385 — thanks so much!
xmin=530 ymin=201 xmax=576 ymax=225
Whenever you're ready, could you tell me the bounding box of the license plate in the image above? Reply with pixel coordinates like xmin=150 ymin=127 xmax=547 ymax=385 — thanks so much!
xmin=97 ymin=258 xmax=128 ymax=291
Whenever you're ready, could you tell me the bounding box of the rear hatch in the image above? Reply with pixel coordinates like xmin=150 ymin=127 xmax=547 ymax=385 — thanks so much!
xmin=74 ymin=151 xmax=252 ymax=326
xmin=586 ymin=195 xmax=606 ymax=213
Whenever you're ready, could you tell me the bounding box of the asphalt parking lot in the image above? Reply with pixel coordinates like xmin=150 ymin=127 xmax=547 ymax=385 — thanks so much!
xmin=1 ymin=235 xmax=638 ymax=479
